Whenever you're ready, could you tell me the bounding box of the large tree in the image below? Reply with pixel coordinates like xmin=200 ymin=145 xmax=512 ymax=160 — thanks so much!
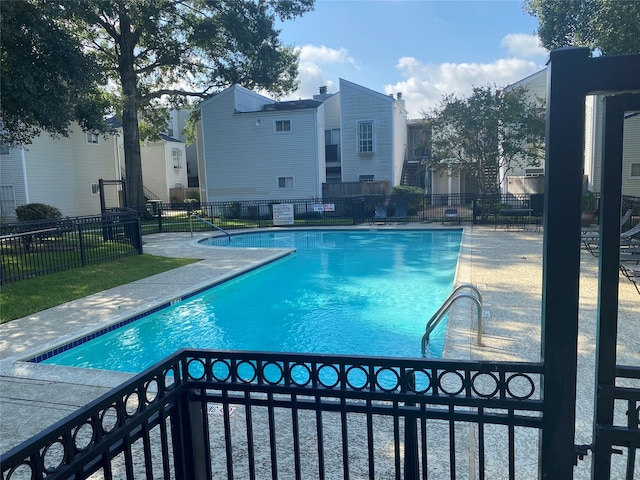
xmin=426 ymin=85 xmax=545 ymax=195
xmin=523 ymin=0 xmax=640 ymax=55
xmin=7 ymin=0 xmax=313 ymax=209
xmin=0 ymin=1 xmax=110 ymax=146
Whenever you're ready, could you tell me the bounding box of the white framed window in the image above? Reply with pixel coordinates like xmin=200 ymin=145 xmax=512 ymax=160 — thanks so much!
xmin=90 ymin=183 xmax=100 ymax=196
xmin=275 ymin=120 xmax=291 ymax=133
xmin=277 ymin=176 xmax=294 ymax=189
xmin=357 ymin=120 xmax=374 ymax=154
xmin=0 ymin=185 xmax=16 ymax=217
xmin=630 ymin=163 xmax=640 ymax=178
xmin=172 ymin=148 xmax=183 ymax=169
xmin=86 ymin=132 xmax=99 ymax=144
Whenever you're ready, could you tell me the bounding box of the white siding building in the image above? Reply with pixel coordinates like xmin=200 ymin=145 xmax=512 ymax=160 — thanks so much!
xmin=200 ymin=85 xmax=325 ymax=202
xmin=0 ymin=125 xmax=120 ymax=219
xmin=339 ymin=79 xmax=407 ymax=185
xmin=199 ymin=80 xmax=407 ymax=202
xmin=511 ymin=68 xmax=640 ymax=197
xmin=138 ymin=135 xmax=188 ymax=203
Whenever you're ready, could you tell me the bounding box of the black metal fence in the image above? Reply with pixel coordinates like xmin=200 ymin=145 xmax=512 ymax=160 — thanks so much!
xmin=0 ymin=349 xmax=547 ymax=480
xmin=136 ymin=193 xmax=556 ymax=235
xmin=0 ymin=210 xmax=142 ymax=285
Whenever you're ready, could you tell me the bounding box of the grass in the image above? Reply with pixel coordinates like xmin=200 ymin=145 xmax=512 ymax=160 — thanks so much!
xmin=0 ymin=254 xmax=197 ymax=324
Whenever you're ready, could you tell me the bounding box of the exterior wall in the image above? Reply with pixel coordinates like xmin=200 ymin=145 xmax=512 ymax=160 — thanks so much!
xmin=0 ymin=148 xmax=27 ymax=219
xmin=1 ymin=125 xmax=119 ymax=218
xmin=140 ymin=143 xmax=168 ymax=202
xmin=200 ymin=85 xmax=322 ymax=202
xmin=391 ymin=101 xmax=408 ymax=187
xmin=339 ymin=79 xmax=399 ymax=184
xmin=587 ymin=97 xmax=640 ymax=197
xmin=622 ymin=114 xmax=640 ymax=197
xmin=169 ymin=108 xmax=199 ymax=187
xmin=431 ymin=170 xmax=461 ymax=195
xmin=504 ymin=69 xmax=547 ymax=179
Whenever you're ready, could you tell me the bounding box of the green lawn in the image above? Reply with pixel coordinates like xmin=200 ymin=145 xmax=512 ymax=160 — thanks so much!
xmin=0 ymin=254 xmax=197 ymax=324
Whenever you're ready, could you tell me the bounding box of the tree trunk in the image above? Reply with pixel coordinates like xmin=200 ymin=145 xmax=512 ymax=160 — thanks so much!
xmin=118 ymin=12 xmax=146 ymax=210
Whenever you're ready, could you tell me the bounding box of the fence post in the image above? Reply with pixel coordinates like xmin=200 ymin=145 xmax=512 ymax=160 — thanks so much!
xmin=157 ymin=207 xmax=163 ymax=233
xmin=171 ymin=389 xmax=209 ymax=480
xmin=78 ymin=223 xmax=86 ymax=267
xmin=404 ymin=370 xmax=419 ymax=480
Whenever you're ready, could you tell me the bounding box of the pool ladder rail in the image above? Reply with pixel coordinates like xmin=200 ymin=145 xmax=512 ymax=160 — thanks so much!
xmin=421 ymin=284 xmax=483 ymax=357
xmin=190 ymin=214 xmax=232 ymax=243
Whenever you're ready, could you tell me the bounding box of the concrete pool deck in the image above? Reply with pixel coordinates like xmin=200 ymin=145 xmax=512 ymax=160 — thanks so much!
xmin=1 ymin=225 xmax=638 ymax=476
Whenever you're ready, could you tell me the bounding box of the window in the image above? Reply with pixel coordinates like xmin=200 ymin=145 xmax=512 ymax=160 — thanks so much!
xmin=277 ymin=176 xmax=294 ymax=189
xmin=275 ymin=120 xmax=291 ymax=133
xmin=1 ymin=143 xmax=10 ymax=155
xmin=525 ymin=168 xmax=544 ymax=177
xmin=325 ymin=128 xmax=341 ymax=163
xmin=172 ymin=148 xmax=183 ymax=169
xmin=631 ymin=163 xmax=640 ymax=178
xmin=86 ymin=132 xmax=99 ymax=144
xmin=90 ymin=183 xmax=100 ymax=196
xmin=0 ymin=185 xmax=16 ymax=217
xmin=359 ymin=175 xmax=375 ymax=182
xmin=357 ymin=120 xmax=374 ymax=153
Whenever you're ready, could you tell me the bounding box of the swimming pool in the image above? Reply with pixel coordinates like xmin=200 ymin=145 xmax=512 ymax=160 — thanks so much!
xmin=40 ymin=229 xmax=462 ymax=372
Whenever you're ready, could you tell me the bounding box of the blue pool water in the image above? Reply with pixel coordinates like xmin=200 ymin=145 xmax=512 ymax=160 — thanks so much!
xmin=42 ymin=229 xmax=462 ymax=373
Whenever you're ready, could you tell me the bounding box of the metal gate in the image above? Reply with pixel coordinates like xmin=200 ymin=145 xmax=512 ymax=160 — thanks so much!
xmin=543 ymin=48 xmax=640 ymax=479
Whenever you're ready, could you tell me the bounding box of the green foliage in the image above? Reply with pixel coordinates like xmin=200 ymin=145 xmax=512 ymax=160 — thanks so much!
xmin=187 ymin=190 xmax=200 ymax=201
xmin=392 ymin=186 xmax=425 ymax=196
xmin=15 ymin=203 xmax=62 ymax=222
xmin=427 ymin=85 xmax=545 ymax=195
xmin=582 ymin=190 xmax=597 ymax=212
xmin=0 ymin=1 xmax=111 ymax=146
xmin=524 ymin=0 xmax=640 ymax=55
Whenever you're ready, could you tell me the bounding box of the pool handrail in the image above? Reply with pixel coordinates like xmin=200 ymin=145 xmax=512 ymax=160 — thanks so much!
xmin=421 ymin=283 xmax=483 ymax=356
xmin=190 ymin=214 xmax=231 ymax=242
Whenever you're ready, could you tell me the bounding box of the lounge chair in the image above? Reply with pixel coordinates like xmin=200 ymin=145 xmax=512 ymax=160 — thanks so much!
xmin=583 ymin=221 xmax=640 ymax=256
xmin=372 ymin=204 xmax=388 ymax=224
xmin=389 ymin=201 xmax=408 ymax=223
xmin=620 ymin=262 xmax=640 ymax=295
xmin=442 ymin=208 xmax=460 ymax=225
xmin=582 ymin=209 xmax=634 ymax=243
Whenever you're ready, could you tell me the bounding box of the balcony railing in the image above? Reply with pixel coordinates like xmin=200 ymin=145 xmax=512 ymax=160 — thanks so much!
xmin=1 ymin=350 xmax=544 ymax=479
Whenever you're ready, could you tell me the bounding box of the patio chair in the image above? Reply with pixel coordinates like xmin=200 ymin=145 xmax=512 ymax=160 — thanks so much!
xmin=372 ymin=204 xmax=388 ymax=224
xmin=389 ymin=201 xmax=408 ymax=223
xmin=442 ymin=208 xmax=460 ymax=225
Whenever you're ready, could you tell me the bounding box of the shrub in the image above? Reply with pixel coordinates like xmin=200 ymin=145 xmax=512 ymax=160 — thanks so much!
xmin=15 ymin=203 xmax=62 ymax=222
xmin=392 ymin=185 xmax=424 ymax=196
xmin=187 ymin=190 xmax=200 ymax=202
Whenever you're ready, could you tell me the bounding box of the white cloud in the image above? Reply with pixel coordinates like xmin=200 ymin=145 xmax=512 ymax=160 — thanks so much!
xmin=282 ymin=45 xmax=355 ymax=100
xmin=282 ymin=40 xmax=546 ymax=118
xmin=500 ymin=33 xmax=548 ymax=59
xmin=387 ymin=57 xmax=544 ymax=118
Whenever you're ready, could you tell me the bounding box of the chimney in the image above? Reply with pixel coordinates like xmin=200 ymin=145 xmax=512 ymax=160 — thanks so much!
xmin=319 ymin=86 xmax=327 ymax=95
xmin=397 ymin=92 xmax=402 ymax=99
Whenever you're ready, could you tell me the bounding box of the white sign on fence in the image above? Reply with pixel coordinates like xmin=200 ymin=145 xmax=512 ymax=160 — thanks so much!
xmin=273 ymin=204 xmax=294 ymax=225
xmin=313 ymin=203 xmax=335 ymax=212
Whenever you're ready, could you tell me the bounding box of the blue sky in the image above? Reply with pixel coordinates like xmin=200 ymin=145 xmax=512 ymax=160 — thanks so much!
xmin=276 ymin=0 xmax=548 ymax=118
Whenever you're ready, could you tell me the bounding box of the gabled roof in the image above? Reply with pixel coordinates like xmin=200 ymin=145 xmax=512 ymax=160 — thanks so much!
xmin=160 ymin=133 xmax=182 ymax=143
